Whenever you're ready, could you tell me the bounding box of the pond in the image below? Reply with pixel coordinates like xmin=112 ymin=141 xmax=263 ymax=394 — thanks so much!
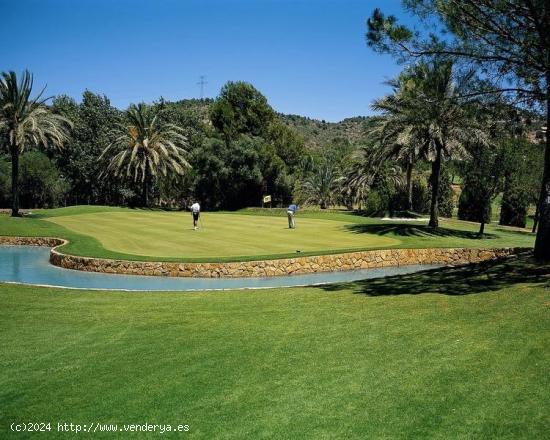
xmin=0 ymin=245 xmax=442 ymax=291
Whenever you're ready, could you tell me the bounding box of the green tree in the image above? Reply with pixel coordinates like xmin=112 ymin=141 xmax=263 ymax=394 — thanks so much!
xmin=257 ymin=141 xmax=293 ymax=205
xmin=53 ymin=92 xmax=123 ymax=205
xmin=500 ymin=183 xmax=529 ymax=228
xmin=0 ymin=71 xmax=72 ymax=216
xmin=153 ymin=98 xmax=210 ymax=152
xmin=190 ymin=138 xmax=229 ymax=209
xmin=411 ymin=175 xmax=430 ymax=213
xmin=18 ymin=151 xmax=69 ymax=208
xmin=100 ymin=103 xmax=190 ymax=207
xmin=500 ymin=138 xmax=544 ymax=228
xmin=210 ymin=81 xmax=275 ymax=142
xmin=205 ymin=82 xmax=303 ymax=208
xmin=458 ymin=144 xmax=506 ymax=235
xmin=265 ymin=119 xmax=305 ymax=171
xmin=366 ymin=0 xmax=550 ymax=258
xmin=191 ymin=136 xmax=265 ymax=210
xmin=435 ymin=167 xmax=455 ymax=219
xmin=224 ymin=137 xmax=265 ymax=209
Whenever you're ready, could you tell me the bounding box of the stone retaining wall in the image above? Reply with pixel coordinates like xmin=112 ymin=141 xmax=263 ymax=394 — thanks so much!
xmin=0 ymin=236 xmax=65 ymax=247
xmin=0 ymin=236 xmax=528 ymax=278
xmin=48 ymin=246 xmax=527 ymax=278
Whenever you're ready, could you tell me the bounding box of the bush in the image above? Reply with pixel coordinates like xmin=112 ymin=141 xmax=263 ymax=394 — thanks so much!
xmin=412 ymin=176 xmax=430 ymax=214
xmin=389 ymin=187 xmax=409 ymax=213
xmin=362 ymin=190 xmax=386 ymax=216
xmin=436 ymin=168 xmax=454 ymax=218
xmin=358 ymin=163 xmax=400 ymax=216
xmin=500 ymin=184 xmax=529 ymax=227
xmin=498 ymin=139 xmax=539 ymax=228
xmin=388 ymin=174 xmax=432 ymax=215
xmin=458 ymin=183 xmax=491 ymax=223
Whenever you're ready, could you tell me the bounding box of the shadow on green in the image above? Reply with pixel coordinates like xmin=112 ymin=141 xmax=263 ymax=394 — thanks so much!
xmin=317 ymin=253 xmax=550 ymax=296
xmin=344 ymin=223 xmax=498 ymax=240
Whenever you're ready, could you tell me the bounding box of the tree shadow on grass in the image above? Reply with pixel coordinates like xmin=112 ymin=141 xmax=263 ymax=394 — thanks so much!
xmin=344 ymin=223 xmax=497 ymax=240
xmin=316 ymin=253 xmax=550 ymax=297
xmin=353 ymin=210 xmax=424 ymax=219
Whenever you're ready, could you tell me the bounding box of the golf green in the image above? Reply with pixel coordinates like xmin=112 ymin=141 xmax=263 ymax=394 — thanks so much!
xmin=1 ymin=206 xmax=535 ymax=262
xmin=46 ymin=211 xmax=399 ymax=258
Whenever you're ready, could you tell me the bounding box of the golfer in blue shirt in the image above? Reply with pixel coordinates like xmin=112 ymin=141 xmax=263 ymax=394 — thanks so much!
xmin=287 ymin=203 xmax=298 ymax=229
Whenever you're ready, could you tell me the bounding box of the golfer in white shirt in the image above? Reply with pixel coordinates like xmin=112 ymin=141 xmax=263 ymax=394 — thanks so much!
xmin=191 ymin=202 xmax=200 ymax=230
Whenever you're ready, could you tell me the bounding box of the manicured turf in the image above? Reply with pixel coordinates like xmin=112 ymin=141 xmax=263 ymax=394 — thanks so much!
xmin=0 ymin=206 xmax=536 ymax=262
xmin=45 ymin=211 xmax=399 ymax=258
xmin=1 ymin=255 xmax=548 ymax=439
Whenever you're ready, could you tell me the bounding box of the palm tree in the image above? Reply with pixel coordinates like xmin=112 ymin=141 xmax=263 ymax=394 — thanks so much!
xmin=100 ymin=103 xmax=190 ymax=206
xmin=372 ymin=125 xmax=425 ymax=211
xmin=301 ymin=158 xmax=342 ymax=209
xmin=371 ymin=61 xmax=486 ymax=227
xmin=370 ymin=80 xmax=430 ymax=212
xmin=343 ymin=145 xmax=405 ymax=211
xmin=0 ymin=70 xmax=72 ymax=217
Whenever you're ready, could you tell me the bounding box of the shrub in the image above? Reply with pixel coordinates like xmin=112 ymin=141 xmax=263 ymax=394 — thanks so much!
xmin=498 ymin=139 xmax=540 ymax=228
xmin=436 ymin=168 xmax=455 ymax=218
xmin=362 ymin=190 xmax=386 ymax=216
xmin=500 ymin=184 xmax=529 ymax=227
xmin=389 ymin=186 xmax=409 ymax=213
xmin=412 ymin=176 xmax=430 ymax=214
xmin=458 ymin=183 xmax=491 ymax=223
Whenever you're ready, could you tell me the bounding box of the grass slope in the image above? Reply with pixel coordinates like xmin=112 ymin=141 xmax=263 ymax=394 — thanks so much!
xmin=0 ymin=206 xmax=535 ymax=262
xmin=1 ymin=255 xmax=548 ymax=439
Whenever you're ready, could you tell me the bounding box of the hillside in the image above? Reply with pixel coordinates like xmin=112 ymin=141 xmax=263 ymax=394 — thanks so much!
xmin=170 ymin=99 xmax=375 ymax=151
xmin=279 ymin=114 xmax=375 ymax=150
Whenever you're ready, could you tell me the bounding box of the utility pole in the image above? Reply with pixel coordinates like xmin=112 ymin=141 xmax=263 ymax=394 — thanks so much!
xmin=197 ymin=75 xmax=207 ymax=99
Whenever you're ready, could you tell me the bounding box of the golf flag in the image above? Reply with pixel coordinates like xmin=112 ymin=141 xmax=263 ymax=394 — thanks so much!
xmin=263 ymin=195 xmax=271 ymax=203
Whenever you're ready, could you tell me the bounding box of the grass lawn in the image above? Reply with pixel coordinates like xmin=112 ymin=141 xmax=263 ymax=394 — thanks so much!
xmin=1 ymin=255 xmax=548 ymax=438
xmin=0 ymin=206 xmax=536 ymax=262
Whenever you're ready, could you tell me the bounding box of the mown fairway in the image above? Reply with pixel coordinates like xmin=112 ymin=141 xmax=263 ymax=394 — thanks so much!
xmin=0 ymin=255 xmax=548 ymax=439
xmin=45 ymin=211 xmax=398 ymax=258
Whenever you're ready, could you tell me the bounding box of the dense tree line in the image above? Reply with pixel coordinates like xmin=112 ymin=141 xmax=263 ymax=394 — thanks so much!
xmin=0 ymin=77 xmax=307 ymax=211
xmin=0 ymin=65 xmax=545 ymax=256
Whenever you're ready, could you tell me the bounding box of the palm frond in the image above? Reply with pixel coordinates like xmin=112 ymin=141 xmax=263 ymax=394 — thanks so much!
xmin=100 ymin=103 xmax=191 ymax=184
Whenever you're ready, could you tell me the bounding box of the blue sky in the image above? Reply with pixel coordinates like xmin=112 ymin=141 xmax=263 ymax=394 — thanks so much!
xmin=2 ymin=0 xmax=416 ymax=122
